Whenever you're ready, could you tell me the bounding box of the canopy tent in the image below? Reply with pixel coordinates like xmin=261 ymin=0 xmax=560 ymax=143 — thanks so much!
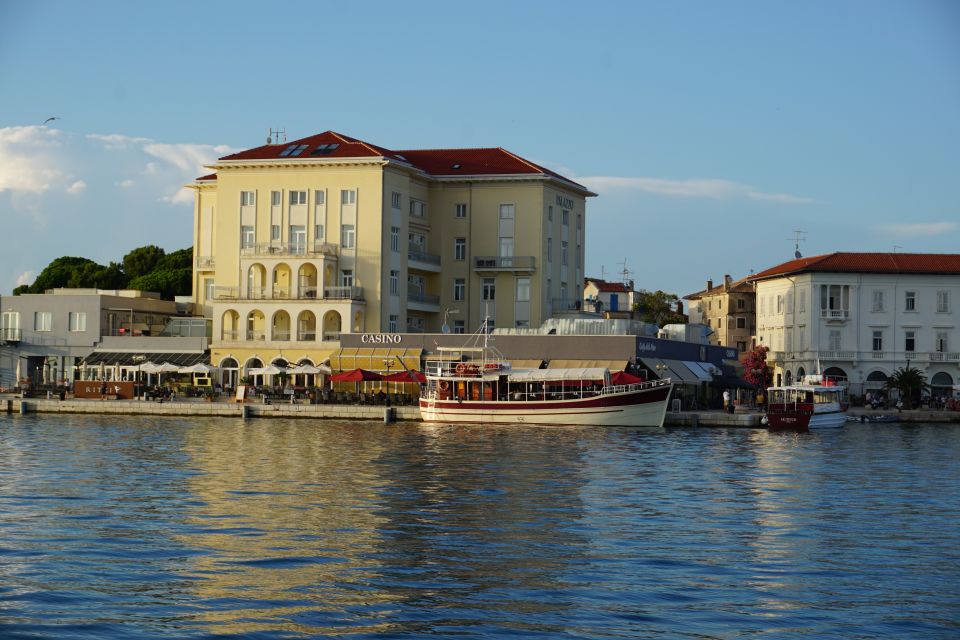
xmin=547 ymin=359 xmax=629 ymax=371
xmin=508 ymin=367 xmax=609 ymax=383
xmin=139 ymin=361 xmax=161 ymax=374
xmin=155 ymin=363 xmax=180 ymax=373
xmin=329 ymin=348 xmax=422 ymax=373
xmin=247 ymin=364 xmax=290 ymax=376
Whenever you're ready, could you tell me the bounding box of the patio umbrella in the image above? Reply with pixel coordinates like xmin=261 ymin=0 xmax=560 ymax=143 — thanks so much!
xmin=330 ymin=368 xmax=383 ymax=382
xmin=330 ymin=368 xmax=383 ymax=394
xmin=15 ymin=359 xmax=21 ymax=383
xmin=289 ymin=364 xmax=332 ymax=375
xmin=179 ymin=362 xmax=215 ymax=374
xmin=156 ymin=362 xmax=179 ymax=385
xmin=610 ymin=370 xmax=644 ymax=385
xmin=114 ymin=363 xmax=121 ymax=382
xmin=383 ymin=370 xmax=426 ymax=384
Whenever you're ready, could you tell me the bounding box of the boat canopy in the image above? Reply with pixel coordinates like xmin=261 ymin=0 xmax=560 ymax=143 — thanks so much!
xmin=508 ymin=367 xmax=610 ymax=383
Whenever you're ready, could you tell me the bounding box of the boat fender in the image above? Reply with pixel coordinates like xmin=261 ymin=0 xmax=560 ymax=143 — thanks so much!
xmin=760 ymin=415 xmax=769 ymax=425
xmin=455 ymin=363 xmax=466 ymax=375
xmin=438 ymin=380 xmax=449 ymax=391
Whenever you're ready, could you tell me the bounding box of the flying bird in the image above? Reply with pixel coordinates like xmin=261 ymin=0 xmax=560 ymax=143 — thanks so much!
xmin=42 ymin=117 xmax=60 ymax=125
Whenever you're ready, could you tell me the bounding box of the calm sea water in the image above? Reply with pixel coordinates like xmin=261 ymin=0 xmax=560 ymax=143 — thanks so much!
xmin=0 ymin=414 xmax=958 ymax=639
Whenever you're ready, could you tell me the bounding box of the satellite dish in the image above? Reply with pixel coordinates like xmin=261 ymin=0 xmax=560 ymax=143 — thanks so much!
xmin=795 ymin=250 xmax=802 ymax=259
xmin=441 ymin=324 xmax=450 ymax=334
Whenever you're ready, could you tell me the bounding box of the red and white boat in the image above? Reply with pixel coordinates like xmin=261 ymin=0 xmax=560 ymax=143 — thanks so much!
xmin=419 ymin=341 xmax=673 ymax=427
xmin=764 ymin=375 xmax=848 ymax=430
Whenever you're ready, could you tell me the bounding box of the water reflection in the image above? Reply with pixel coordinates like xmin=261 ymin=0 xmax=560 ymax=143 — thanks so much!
xmin=1 ymin=415 xmax=958 ymax=638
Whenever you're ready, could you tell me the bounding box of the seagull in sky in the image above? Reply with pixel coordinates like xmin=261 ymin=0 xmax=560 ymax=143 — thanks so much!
xmin=42 ymin=117 xmax=60 ymax=125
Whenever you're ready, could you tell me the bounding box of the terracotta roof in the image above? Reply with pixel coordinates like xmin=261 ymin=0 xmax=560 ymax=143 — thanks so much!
xmin=195 ymin=173 xmax=217 ymax=181
xmin=585 ymin=278 xmax=629 ymax=293
xmin=213 ymin=130 xmax=586 ymax=189
xmin=684 ymin=275 xmax=754 ymax=300
xmin=750 ymin=252 xmax=960 ymax=281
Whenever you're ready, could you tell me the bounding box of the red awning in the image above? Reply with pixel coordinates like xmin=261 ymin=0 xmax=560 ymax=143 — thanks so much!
xmin=330 ymin=368 xmax=383 ymax=382
xmin=382 ymin=370 xmax=426 ymax=383
xmin=611 ymin=371 xmax=645 ymax=385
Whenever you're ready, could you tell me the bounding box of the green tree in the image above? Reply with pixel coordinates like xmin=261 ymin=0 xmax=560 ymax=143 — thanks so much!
xmin=17 ymin=256 xmax=100 ymax=294
xmin=633 ymin=289 xmax=686 ymax=326
xmin=884 ymin=366 xmax=929 ymax=410
xmin=123 ymin=245 xmax=166 ymax=279
xmin=128 ymin=267 xmax=192 ymax=300
xmin=155 ymin=247 xmax=192 ymax=271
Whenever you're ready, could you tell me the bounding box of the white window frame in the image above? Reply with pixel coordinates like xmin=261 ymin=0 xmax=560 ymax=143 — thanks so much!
xmin=34 ymin=311 xmax=52 ymax=332
xmin=905 ymin=291 xmax=916 ymax=312
xmin=872 ymin=290 xmax=885 ymax=312
xmin=289 ymin=191 xmax=307 ymax=205
xmin=271 ymin=191 xmax=281 ymax=206
xmin=241 ymin=225 xmax=255 ymax=248
xmin=905 ymin=330 xmax=916 ymax=352
xmin=454 ymin=278 xmax=465 ymax=301
xmin=389 ymin=270 xmax=399 ymax=295
xmin=872 ymin=330 xmax=883 ymax=352
xmin=499 ymin=204 xmax=514 ymax=219
xmin=390 ymin=227 xmax=400 ymax=253
xmin=341 ymin=189 xmax=356 ymax=205
xmin=454 ymin=238 xmax=466 ymax=261
xmin=341 ymin=224 xmax=355 ymax=249
xmin=936 ymin=291 xmax=949 ymax=313
xmin=391 ymin=192 xmax=401 ymax=209
xmin=241 ymin=191 xmax=256 ymax=206
xmin=68 ymin=311 xmax=87 ymax=332
xmin=455 ymin=203 xmax=467 ymax=218
xmin=516 ymin=277 xmax=530 ymax=302
xmin=388 ymin=315 xmax=398 ymax=333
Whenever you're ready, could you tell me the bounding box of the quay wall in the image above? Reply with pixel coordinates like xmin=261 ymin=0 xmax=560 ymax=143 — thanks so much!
xmin=4 ymin=396 xmax=958 ymax=425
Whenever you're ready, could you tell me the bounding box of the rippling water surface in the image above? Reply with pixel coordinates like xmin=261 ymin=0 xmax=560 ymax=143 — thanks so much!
xmin=0 ymin=414 xmax=958 ymax=638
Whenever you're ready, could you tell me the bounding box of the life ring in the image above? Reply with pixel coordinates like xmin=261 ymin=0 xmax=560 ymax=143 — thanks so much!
xmin=455 ymin=363 xmax=467 ymax=375
xmin=438 ymin=380 xmax=449 ymax=391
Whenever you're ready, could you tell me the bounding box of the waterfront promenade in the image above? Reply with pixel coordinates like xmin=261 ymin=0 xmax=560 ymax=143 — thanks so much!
xmin=4 ymin=394 xmax=958 ymax=425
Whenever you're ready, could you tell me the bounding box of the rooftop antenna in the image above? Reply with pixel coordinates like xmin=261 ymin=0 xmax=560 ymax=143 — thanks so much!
xmin=266 ymin=127 xmax=286 ymax=145
xmin=600 ymin=265 xmax=606 ymax=281
xmin=892 ymin=245 xmax=902 ymax=253
xmin=618 ymin=258 xmax=633 ymax=287
xmin=787 ymin=229 xmax=807 ymax=259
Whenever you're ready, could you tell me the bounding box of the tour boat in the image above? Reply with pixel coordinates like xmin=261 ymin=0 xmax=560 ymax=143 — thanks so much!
xmin=418 ymin=327 xmax=672 ymax=427
xmin=763 ymin=375 xmax=848 ymax=430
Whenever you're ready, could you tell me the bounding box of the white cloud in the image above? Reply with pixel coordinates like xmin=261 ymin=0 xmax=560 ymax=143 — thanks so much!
xmin=577 ymin=175 xmax=816 ymax=205
xmin=0 ymin=126 xmax=69 ymax=194
xmin=66 ymin=180 xmax=86 ymax=195
xmin=86 ymin=133 xmax=152 ymax=150
xmin=878 ymin=222 xmax=958 ymax=237
xmin=15 ymin=270 xmax=35 ymax=286
xmin=116 ymin=179 xmax=135 ymax=188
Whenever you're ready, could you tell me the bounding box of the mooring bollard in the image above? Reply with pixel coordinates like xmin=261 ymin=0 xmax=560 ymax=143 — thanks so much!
xmin=19 ymin=401 xmax=28 ymax=415
xmin=384 ymin=407 xmax=394 ymax=424
xmin=241 ymin=404 xmax=250 ymax=420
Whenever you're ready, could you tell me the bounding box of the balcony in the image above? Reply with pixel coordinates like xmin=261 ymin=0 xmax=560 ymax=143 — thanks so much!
xmin=929 ymin=352 xmax=960 ymax=363
xmin=816 ymin=350 xmax=857 ymax=360
xmin=196 ymin=256 xmax=215 ymax=269
xmin=552 ymin=298 xmax=597 ymax=316
xmin=1 ymin=327 xmax=21 ymax=343
xmin=297 ymin=330 xmax=316 ymax=342
xmin=474 ymin=255 xmax=536 ymax=272
xmin=408 ymin=290 xmax=440 ymax=313
xmin=408 ymin=247 xmax=441 ymax=272
xmin=322 ymin=332 xmax=341 ymax=342
xmin=820 ymin=309 xmax=849 ymax=322
xmin=246 ymin=330 xmax=266 ymax=341
xmin=272 ymin=330 xmax=291 ymax=342
xmin=324 ymin=286 xmax=364 ymax=301
xmin=312 ymin=241 xmax=338 ymax=256
xmin=222 ymin=330 xmax=240 ymax=341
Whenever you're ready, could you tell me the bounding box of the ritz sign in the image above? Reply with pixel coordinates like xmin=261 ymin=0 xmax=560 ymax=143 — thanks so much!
xmin=555 ymin=195 xmax=575 ymax=209
xmin=361 ymin=333 xmax=402 ymax=344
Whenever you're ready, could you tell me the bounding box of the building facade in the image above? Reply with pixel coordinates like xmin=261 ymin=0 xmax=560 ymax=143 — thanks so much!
xmin=190 ymin=130 xmax=595 ymax=372
xmin=0 ymin=289 xmax=189 ymax=388
xmin=750 ymin=253 xmax=960 ymax=399
xmin=684 ymin=275 xmax=756 ymax=353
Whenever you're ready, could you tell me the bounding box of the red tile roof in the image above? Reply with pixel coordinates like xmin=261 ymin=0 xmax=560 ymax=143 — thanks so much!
xmin=196 ymin=173 xmax=217 ymax=181
xmin=751 ymin=253 xmax=960 ymax=280
xmin=208 ymin=130 xmax=586 ymax=189
xmin=586 ymin=278 xmax=629 ymax=293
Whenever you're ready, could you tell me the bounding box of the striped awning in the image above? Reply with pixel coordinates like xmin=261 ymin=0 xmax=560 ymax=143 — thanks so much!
xmin=330 ymin=347 xmax=422 ymax=372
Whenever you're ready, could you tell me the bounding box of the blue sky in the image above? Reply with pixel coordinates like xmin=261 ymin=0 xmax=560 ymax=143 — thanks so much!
xmin=1 ymin=0 xmax=958 ymax=298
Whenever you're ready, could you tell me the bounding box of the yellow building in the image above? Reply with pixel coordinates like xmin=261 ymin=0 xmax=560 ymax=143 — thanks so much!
xmin=189 ymin=131 xmax=595 ymax=379
xmin=684 ymin=275 xmax=756 ymax=353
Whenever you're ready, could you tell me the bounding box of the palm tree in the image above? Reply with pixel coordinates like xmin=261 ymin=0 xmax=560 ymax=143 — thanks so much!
xmin=884 ymin=366 xmax=929 ymax=410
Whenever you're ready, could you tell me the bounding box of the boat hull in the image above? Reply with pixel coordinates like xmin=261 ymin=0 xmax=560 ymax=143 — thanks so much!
xmin=767 ymin=410 xmax=846 ymax=431
xmin=419 ymin=385 xmax=672 ymax=427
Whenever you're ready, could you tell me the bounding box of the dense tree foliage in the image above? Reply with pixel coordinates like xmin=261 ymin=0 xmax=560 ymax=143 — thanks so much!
xmin=633 ymin=289 xmax=686 ymax=326
xmin=884 ymin=366 xmax=929 ymax=410
xmin=741 ymin=345 xmax=771 ymax=388
xmin=13 ymin=246 xmax=193 ymax=300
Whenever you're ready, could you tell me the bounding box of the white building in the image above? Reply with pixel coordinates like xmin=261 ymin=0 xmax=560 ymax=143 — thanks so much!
xmin=750 ymin=252 xmax=960 ymax=400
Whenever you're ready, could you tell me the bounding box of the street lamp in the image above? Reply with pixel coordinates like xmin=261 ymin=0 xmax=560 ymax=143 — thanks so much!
xmin=383 ymin=357 xmax=394 ymax=394
xmin=655 ymin=363 xmax=668 ymax=381
xmin=133 ymin=354 xmax=146 ymax=400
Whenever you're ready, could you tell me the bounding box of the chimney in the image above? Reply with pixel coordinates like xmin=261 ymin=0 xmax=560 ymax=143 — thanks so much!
xmin=724 ymin=274 xmax=732 ymax=288
xmin=707 ymin=279 xmax=713 ymax=291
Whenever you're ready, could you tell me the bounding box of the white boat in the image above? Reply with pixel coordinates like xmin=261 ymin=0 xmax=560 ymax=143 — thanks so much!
xmin=764 ymin=375 xmax=848 ymax=430
xmin=418 ymin=326 xmax=672 ymax=427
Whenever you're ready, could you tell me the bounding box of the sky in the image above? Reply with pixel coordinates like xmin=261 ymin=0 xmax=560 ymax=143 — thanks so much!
xmin=1 ymin=0 xmax=958 ymax=298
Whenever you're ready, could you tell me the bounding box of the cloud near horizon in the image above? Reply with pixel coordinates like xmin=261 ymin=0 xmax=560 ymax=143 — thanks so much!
xmin=577 ymin=175 xmax=816 ymax=205
xmin=877 ymin=222 xmax=958 ymax=238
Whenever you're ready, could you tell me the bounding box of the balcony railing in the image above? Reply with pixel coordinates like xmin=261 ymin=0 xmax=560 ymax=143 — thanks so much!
xmin=1 ymin=328 xmax=22 ymax=343
xmin=312 ymin=242 xmax=338 ymax=256
xmin=297 ymin=330 xmax=316 ymax=342
xmin=272 ymin=286 xmax=291 ymax=299
xmin=272 ymin=330 xmax=291 ymax=341
xmin=817 ymin=350 xmax=857 ymax=360
xmin=300 ymin=285 xmax=319 ymax=299
xmin=322 ymin=332 xmax=341 ymax=342
xmin=408 ymin=247 xmax=441 ymax=266
xmin=240 ymin=242 xmax=308 ymax=257
xmin=407 ymin=291 xmax=440 ymax=306
xmin=324 ymin=286 xmax=364 ymax=300
xmin=929 ymin=352 xmax=960 ymax=362
xmin=766 ymin=349 xmax=960 ymax=364
xmin=553 ymin=298 xmax=596 ymax=313
xmin=221 ymin=330 xmax=240 ymax=341
xmin=820 ymin=309 xmax=849 ymax=320
xmin=246 ymin=330 xmax=266 ymax=341
xmin=196 ymin=256 xmax=215 ymax=269
xmin=473 ymin=255 xmax=536 ymax=271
